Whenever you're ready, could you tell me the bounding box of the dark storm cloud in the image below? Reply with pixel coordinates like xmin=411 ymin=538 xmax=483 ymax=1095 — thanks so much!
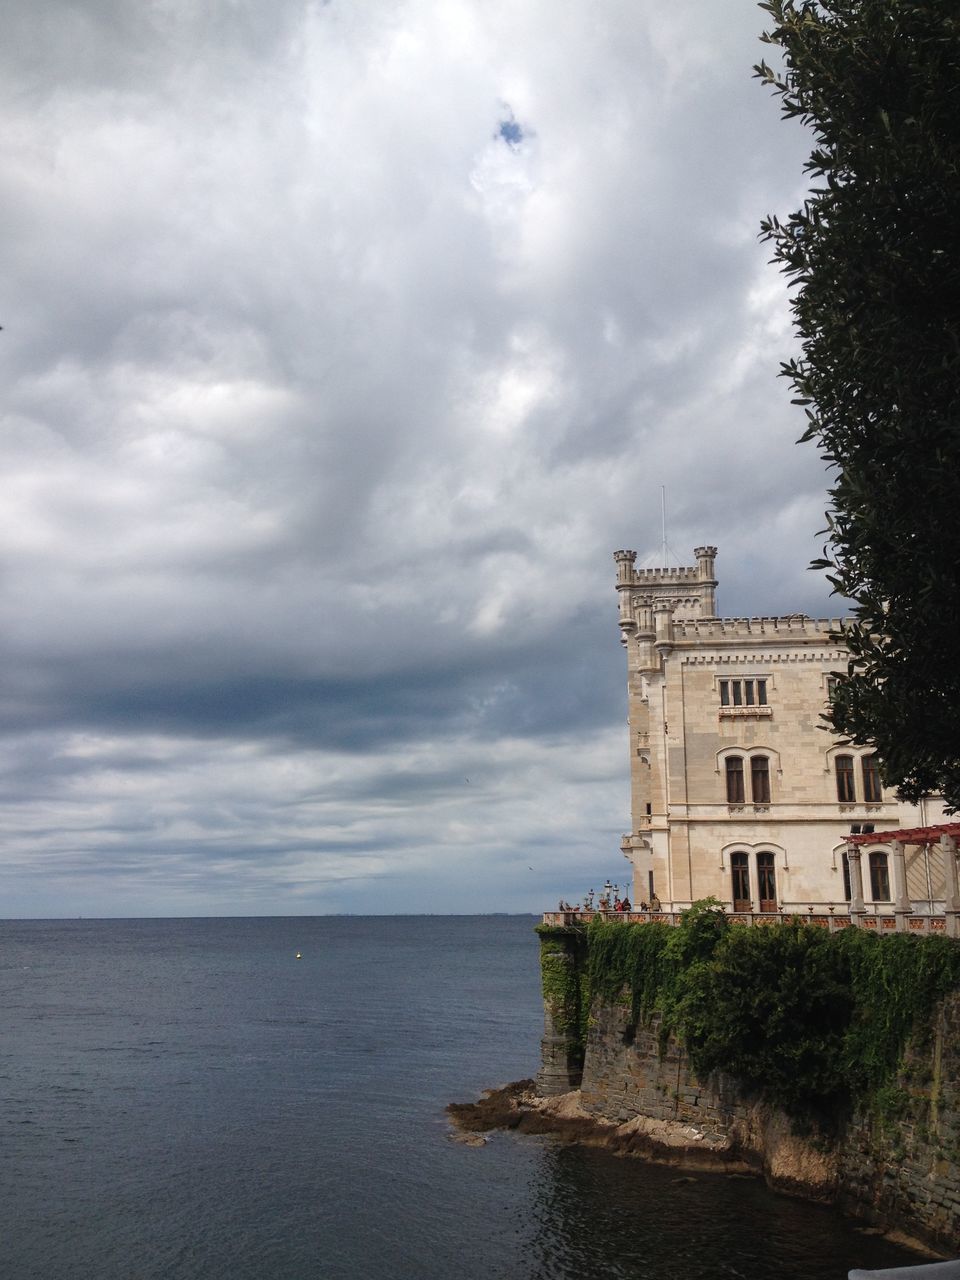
xmin=2 ymin=605 xmax=620 ymax=752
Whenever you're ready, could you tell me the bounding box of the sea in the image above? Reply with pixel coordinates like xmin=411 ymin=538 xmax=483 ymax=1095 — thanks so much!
xmin=0 ymin=915 xmax=930 ymax=1279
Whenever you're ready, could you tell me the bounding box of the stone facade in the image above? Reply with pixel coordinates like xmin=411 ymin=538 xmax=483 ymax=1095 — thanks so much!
xmin=615 ymin=546 xmax=946 ymax=917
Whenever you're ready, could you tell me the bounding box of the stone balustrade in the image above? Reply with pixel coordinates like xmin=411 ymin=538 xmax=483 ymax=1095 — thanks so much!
xmin=541 ymin=908 xmax=951 ymax=933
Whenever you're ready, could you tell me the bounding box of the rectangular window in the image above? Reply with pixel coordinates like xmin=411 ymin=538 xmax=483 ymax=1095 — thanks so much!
xmin=835 ymin=755 xmax=855 ymax=803
xmin=719 ymin=679 xmax=769 ymax=708
xmin=869 ymin=852 xmax=891 ymax=902
xmin=841 ymin=850 xmax=852 ymax=902
xmin=751 ymin=756 xmax=771 ymax=804
xmin=725 ymin=757 xmax=745 ymax=804
xmin=862 ymin=754 xmax=882 ymax=803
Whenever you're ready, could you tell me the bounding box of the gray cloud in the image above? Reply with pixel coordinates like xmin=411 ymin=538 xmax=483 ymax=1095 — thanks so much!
xmin=0 ymin=0 xmax=832 ymax=915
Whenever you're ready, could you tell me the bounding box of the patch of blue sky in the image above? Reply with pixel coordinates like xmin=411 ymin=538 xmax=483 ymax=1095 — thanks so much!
xmin=498 ymin=118 xmax=523 ymax=146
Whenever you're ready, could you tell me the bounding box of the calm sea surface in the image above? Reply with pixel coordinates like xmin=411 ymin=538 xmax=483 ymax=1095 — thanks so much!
xmin=0 ymin=915 xmax=927 ymax=1279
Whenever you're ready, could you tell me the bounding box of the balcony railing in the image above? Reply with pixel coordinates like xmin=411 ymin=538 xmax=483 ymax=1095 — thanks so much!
xmin=540 ymin=908 xmax=951 ymax=934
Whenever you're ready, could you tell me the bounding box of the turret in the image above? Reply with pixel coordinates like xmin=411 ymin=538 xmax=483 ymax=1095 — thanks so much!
xmin=614 ymin=550 xmax=637 ymax=638
xmin=614 ymin=549 xmax=637 ymax=586
xmin=694 ymin=545 xmax=718 ymax=617
xmin=653 ymin=599 xmax=675 ymax=657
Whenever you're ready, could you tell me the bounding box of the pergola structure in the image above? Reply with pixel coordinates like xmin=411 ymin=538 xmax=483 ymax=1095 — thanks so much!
xmin=846 ymin=822 xmax=960 ymax=937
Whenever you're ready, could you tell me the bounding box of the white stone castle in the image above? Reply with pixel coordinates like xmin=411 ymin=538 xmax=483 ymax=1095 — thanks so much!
xmin=614 ymin=546 xmax=953 ymax=927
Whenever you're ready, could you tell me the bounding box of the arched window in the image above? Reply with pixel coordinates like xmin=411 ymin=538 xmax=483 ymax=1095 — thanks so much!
xmin=725 ymin=756 xmax=745 ymax=804
xmin=750 ymin=755 xmax=770 ymax=804
xmin=835 ymin=755 xmax=855 ymax=802
xmin=731 ymin=852 xmax=750 ymax=911
xmin=862 ymin=754 xmax=882 ymax=803
xmin=869 ymin=851 xmax=891 ymax=902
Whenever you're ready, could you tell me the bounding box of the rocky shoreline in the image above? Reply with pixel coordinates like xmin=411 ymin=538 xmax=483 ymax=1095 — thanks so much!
xmin=446 ymin=1081 xmax=944 ymax=1260
xmin=448 ymin=1079 xmax=763 ymax=1175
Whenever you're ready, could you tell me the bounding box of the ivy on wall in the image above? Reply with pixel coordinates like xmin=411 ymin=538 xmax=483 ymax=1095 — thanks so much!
xmin=536 ymin=924 xmax=590 ymax=1055
xmin=566 ymin=902 xmax=960 ymax=1122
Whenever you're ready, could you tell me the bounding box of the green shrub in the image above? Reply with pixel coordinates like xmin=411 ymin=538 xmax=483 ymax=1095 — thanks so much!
xmin=579 ymin=903 xmax=960 ymax=1122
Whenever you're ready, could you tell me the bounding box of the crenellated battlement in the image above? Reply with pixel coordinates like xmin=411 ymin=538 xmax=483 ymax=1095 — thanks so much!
xmin=614 ymin=546 xmax=719 ymax=621
xmin=631 ymin=565 xmax=702 ymax=582
xmin=673 ymin=615 xmax=845 ymax=641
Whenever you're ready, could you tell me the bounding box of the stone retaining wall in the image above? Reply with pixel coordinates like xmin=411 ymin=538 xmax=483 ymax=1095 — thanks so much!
xmin=537 ymin=927 xmax=960 ymax=1254
xmin=838 ymin=998 xmax=960 ymax=1250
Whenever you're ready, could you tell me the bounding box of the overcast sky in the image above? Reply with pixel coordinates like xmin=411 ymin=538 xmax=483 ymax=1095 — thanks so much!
xmin=0 ymin=0 xmax=839 ymax=917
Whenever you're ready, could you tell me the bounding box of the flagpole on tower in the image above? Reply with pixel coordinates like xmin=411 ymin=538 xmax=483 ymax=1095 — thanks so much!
xmin=660 ymin=485 xmax=667 ymax=566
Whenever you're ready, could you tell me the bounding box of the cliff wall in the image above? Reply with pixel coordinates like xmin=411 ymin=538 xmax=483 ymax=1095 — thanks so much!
xmin=537 ymin=922 xmax=960 ymax=1254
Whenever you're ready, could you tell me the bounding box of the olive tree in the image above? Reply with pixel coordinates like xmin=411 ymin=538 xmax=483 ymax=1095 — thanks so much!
xmin=757 ymin=0 xmax=960 ymax=807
